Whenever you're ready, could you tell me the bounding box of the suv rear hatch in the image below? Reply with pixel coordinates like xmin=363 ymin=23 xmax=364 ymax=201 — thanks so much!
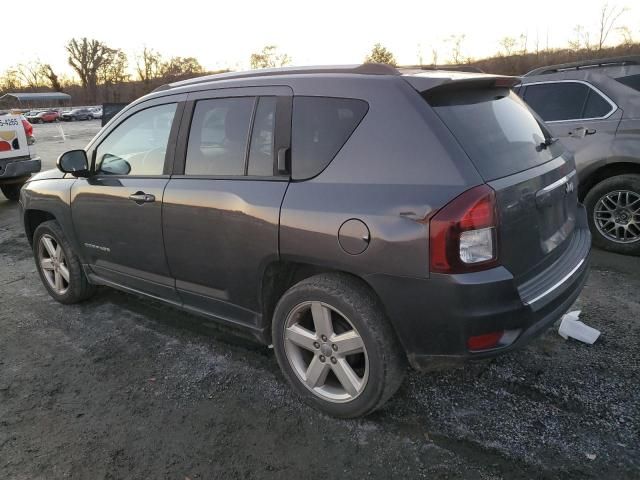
xmin=0 ymin=114 xmax=30 ymax=160
xmin=411 ymin=76 xmax=581 ymax=283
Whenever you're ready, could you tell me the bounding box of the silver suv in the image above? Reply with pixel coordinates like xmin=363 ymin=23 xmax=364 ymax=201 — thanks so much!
xmin=19 ymin=65 xmax=590 ymax=417
xmin=519 ymin=56 xmax=640 ymax=255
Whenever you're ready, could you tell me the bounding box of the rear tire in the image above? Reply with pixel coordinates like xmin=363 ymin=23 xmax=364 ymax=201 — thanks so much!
xmin=33 ymin=220 xmax=96 ymax=304
xmin=272 ymin=273 xmax=406 ymax=418
xmin=584 ymin=174 xmax=640 ymax=256
xmin=1 ymin=183 xmax=22 ymax=201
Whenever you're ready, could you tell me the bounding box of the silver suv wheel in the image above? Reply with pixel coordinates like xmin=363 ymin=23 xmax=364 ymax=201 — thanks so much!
xmin=38 ymin=233 xmax=70 ymax=295
xmin=594 ymin=190 xmax=640 ymax=244
xmin=283 ymin=301 xmax=369 ymax=403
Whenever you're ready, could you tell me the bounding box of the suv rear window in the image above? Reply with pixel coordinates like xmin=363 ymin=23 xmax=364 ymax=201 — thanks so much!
xmin=291 ymin=97 xmax=368 ymax=180
xmin=427 ymin=88 xmax=561 ymax=181
xmin=616 ymin=74 xmax=640 ymax=92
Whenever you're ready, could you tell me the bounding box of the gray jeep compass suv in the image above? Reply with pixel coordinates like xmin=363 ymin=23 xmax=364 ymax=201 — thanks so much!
xmin=19 ymin=64 xmax=590 ymax=417
xmin=520 ymin=56 xmax=640 ymax=255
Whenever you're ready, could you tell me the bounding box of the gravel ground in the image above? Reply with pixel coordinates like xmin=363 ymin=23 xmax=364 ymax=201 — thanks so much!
xmin=0 ymin=124 xmax=638 ymax=479
xmin=30 ymin=120 xmax=102 ymax=171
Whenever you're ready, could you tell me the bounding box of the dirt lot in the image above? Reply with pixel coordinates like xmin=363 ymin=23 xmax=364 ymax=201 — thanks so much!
xmin=0 ymin=123 xmax=639 ymax=479
xmin=30 ymin=120 xmax=102 ymax=171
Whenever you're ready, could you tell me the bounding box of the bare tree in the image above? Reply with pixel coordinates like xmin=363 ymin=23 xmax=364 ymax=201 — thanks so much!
xmin=446 ymin=35 xmax=465 ymax=64
xmin=250 ymin=45 xmax=291 ymax=69
xmin=568 ymin=25 xmax=591 ymax=51
xmin=40 ymin=64 xmax=64 ymax=92
xmin=617 ymin=25 xmax=634 ymax=48
xmin=161 ymin=57 xmax=204 ymax=79
xmin=499 ymin=37 xmax=517 ymax=56
xmin=98 ymin=50 xmax=129 ymax=102
xmin=14 ymin=62 xmax=47 ymax=89
xmin=597 ymin=2 xmax=628 ymax=50
xmin=0 ymin=69 xmax=21 ymax=91
xmin=136 ymin=47 xmax=163 ymax=87
xmin=431 ymin=47 xmax=439 ymax=67
xmin=99 ymin=50 xmax=129 ymax=85
xmin=519 ymin=33 xmax=529 ymax=55
xmin=66 ymin=38 xmax=116 ymax=103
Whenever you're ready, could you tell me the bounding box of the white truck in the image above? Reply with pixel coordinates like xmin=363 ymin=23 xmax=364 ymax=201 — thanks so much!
xmin=0 ymin=114 xmax=41 ymax=200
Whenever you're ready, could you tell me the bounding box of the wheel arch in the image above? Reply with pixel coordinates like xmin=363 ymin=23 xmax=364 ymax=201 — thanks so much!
xmin=259 ymin=261 xmax=397 ymax=344
xmin=579 ymin=161 xmax=640 ymax=201
xmin=24 ymin=209 xmax=57 ymax=246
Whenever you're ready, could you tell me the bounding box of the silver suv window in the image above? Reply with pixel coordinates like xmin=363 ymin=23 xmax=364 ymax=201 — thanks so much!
xmin=523 ymin=81 xmax=614 ymax=122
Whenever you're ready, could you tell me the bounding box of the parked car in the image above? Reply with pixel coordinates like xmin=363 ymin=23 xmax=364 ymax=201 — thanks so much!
xmin=0 ymin=113 xmax=40 ymax=200
xmin=60 ymin=108 xmax=93 ymax=121
xmin=518 ymin=56 xmax=640 ymax=255
xmin=26 ymin=110 xmax=59 ymax=124
xmin=89 ymin=107 xmax=103 ymax=119
xmin=20 ymin=65 xmax=590 ymax=417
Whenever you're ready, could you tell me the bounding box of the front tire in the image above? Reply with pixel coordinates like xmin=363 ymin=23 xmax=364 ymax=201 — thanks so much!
xmin=585 ymin=174 xmax=640 ymax=255
xmin=33 ymin=220 xmax=95 ymax=304
xmin=1 ymin=183 xmax=22 ymax=201
xmin=272 ymin=273 xmax=406 ymax=418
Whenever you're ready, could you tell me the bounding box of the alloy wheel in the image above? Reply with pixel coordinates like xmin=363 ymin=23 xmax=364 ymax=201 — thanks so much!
xmin=594 ymin=190 xmax=640 ymax=244
xmin=283 ymin=301 xmax=369 ymax=403
xmin=38 ymin=234 xmax=70 ymax=294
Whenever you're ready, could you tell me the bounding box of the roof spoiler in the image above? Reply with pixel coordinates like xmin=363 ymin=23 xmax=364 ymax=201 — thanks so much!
xmin=404 ymin=74 xmax=520 ymax=94
xmin=400 ymin=65 xmax=484 ymax=74
xmin=524 ymin=55 xmax=640 ymax=77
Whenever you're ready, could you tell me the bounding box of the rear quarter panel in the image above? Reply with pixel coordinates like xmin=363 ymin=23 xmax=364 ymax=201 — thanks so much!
xmin=279 ymin=76 xmax=483 ymax=279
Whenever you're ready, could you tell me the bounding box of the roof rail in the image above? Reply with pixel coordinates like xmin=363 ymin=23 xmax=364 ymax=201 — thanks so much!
xmin=400 ymin=64 xmax=484 ymax=74
xmin=159 ymin=63 xmax=400 ymax=91
xmin=524 ymin=55 xmax=640 ymax=77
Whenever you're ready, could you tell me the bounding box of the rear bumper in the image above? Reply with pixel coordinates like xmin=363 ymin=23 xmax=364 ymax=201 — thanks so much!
xmin=366 ymin=211 xmax=591 ymax=371
xmin=0 ymin=157 xmax=41 ymax=182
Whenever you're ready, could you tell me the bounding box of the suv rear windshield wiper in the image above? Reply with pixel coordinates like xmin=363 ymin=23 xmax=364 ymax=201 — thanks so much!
xmin=536 ymin=137 xmax=558 ymax=152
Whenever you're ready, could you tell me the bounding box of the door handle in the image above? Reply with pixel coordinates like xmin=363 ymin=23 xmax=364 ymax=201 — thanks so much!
xmin=128 ymin=191 xmax=155 ymax=204
xmin=567 ymin=127 xmax=596 ymax=138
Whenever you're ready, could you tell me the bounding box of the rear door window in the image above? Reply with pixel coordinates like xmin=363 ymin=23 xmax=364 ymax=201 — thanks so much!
xmin=583 ymin=89 xmax=612 ymax=118
xmin=427 ymin=88 xmax=561 ymax=181
xmin=523 ymin=81 xmax=614 ymax=121
xmin=523 ymin=82 xmax=589 ymax=121
xmin=247 ymin=97 xmax=277 ymax=176
xmin=291 ymin=97 xmax=368 ymax=180
xmin=185 ymin=97 xmax=254 ymax=176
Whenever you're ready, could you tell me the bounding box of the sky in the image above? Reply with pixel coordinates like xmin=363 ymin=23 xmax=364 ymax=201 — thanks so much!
xmin=2 ymin=0 xmax=638 ymax=78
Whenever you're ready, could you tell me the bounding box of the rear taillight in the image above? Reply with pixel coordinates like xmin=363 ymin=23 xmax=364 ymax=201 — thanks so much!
xmin=22 ymin=119 xmax=33 ymax=137
xmin=429 ymin=184 xmax=498 ymax=274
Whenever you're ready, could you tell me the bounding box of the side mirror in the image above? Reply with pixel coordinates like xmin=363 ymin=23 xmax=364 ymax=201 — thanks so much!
xmin=100 ymin=154 xmax=131 ymax=175
xmin=57 ymin=150 xmax=90 ymax=177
